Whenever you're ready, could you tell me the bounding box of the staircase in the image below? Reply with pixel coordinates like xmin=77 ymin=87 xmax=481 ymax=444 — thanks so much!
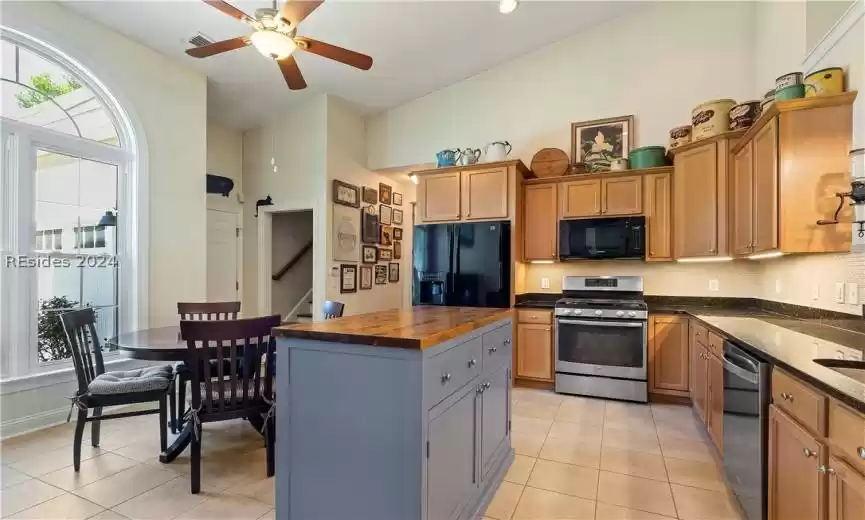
xmin=281 ymin=288 xmax=314 ymax=324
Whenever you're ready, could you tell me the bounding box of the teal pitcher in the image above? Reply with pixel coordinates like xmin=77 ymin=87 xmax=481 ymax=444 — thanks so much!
xmin=436 ymin=149 xmax=461 ymax=168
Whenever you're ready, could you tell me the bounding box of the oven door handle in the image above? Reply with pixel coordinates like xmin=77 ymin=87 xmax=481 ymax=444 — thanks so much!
xmin=557 ymin=319 xmax=645 ymax=328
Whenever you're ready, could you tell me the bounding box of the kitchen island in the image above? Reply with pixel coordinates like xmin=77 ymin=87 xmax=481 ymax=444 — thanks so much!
xmin=272 ymin=307 xmax=515 ymax=520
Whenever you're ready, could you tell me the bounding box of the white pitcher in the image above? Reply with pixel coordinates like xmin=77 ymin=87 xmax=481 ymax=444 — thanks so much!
xmin=484 ymin=141 xmax=512 ymax=162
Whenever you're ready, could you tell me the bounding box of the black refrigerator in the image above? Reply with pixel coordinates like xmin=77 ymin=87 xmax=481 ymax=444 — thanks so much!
xmin=412 ymin=221 xmax=511 ymax=308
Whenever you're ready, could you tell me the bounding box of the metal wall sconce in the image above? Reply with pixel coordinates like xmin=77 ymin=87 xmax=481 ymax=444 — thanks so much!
xmin=255 ymin=195 xmax=274 ymax=218
xmin=98 ymin=210 xmax=117 ymax=227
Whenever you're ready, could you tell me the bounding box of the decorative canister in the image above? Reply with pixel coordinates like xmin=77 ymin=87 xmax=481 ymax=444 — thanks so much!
xmin=804 ymin=67 xmax=844 ymax=97
xmin=776 ymin=72 xmax=803 ymax=91
xmin=729 ymin=101 xmax=762 ymax=131
xmin=610 ymin=158 xmax=629 ymax=171
xmin=669 ymin=125 xmax=692 ymax=149
xmin=692 ymin=99 xmax=736 ymax=140
xmin=775 ymin=84 xmax=805 ymax=101
xmin=629 ymin=146 xmax=667 ymax=169
xmin=760 ymin=89 xmax=775 ymax=112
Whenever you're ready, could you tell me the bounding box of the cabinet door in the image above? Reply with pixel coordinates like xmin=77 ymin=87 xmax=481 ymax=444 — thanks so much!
xmin=645 ymin=172 xmax=672 ymax=261
xmin=690 ymin=339 xmax=708 ymax=425
xmin=649 ymin=315 xmax=689 ymax=394
xmin=768 ymin=405 xmax=826 ymax=520
xmin=419 ymin=173 xmax=461 ymax=223
xmin=674 ymin=143 xmax=719 ymax=258
xmin=516 ymin=323 xmax=553 ymax=381
xmin=427 ymin=384 xmax=479 ymax=520
xmin=828 ymin=456 xmax=865 ymax=520
xmin=560 ymin=179 xmax=601 ymax=218
xmin=602 ymin=175 xmax=642 ymax=216
xmin=731 ymin=141 xmax=754 ymax=256
xmin=523 ymin=184 xmax=558 ymax=260
xmin=481 ymin=365 xmax=510 ymax=480
xmin=708 ymin=353 xmax=724 ymax=453
xmin=753 ymin=117 xmax=779 ymax=253
xmin=461 ymin=167 xmax=508 ymax=220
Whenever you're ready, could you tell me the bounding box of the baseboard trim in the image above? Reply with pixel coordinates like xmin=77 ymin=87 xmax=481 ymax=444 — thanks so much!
xmin=514 ymin=378 xmax=555 ymax=390
xmin=802 ymin=0 xmax=865 ymax=73
xmin=1 ymin=406 xmax=70 ymax=440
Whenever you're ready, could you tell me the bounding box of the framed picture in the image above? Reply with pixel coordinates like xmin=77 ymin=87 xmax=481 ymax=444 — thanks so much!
xmin=379 ymin=204 xmax=392 ymax=225
xmin=332 ymin=204 xmax=359 ymax=262
xmin=333 ymin=180 xmax=360 ymax=208
xmin=359 ymin=266 xmax=372 ymax=290
xmin=340 ymin=264 xmax=357 ymax=293
xmin=388 ymin=262 xmax=400 ymax=283
xmin=379 ymin=225 xmax=393 ymax=246
xmin=374 ymin=265 xmax=388 ymax=284
xmin=362 ymin=186 xmax=377 ymax=205
xmin=393 ymin=240 xmax=402 ymax=260
xmin=571 ymin=115 xmax=634 ymax=172
xmin=379 ymin=248 xmax=393 ymax=261
xmin=379 ymin=183 xmax=392 ymax=204
xmin=361 ymin=206 xmax=378 ymax=244
xmin=393 ymin=227 xmax=403 ymax=240
xmin=361 ymin=244 xmax=378 ymax=264
xmin=393 ymin=192 xmax=403 ymax=206
xmin=393 ymin=209 xmax=403 ymax=226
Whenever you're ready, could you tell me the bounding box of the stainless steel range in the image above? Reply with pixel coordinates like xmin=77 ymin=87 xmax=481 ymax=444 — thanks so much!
xmin=555 ymin=275 xmax=648 ymax=402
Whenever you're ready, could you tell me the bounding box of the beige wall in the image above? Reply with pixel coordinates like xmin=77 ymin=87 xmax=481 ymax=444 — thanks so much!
xmin=753 ymin=1 xmax=806 ymax=96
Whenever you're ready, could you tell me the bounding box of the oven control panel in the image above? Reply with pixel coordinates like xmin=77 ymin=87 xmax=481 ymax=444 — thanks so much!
xmin=554 ymin=308 xmax=647 ymax=320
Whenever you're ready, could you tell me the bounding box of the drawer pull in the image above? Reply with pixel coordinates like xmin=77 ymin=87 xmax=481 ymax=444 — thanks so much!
xmin=441 ymin=373 xmax=452 ymax=384
xmin=504 ymin=338 xmax=512 ymax=345
xmin=803 ymin=448 xmax=816 ymax=458
xmin=468 ymin=358 xmax=477 ymax=368
xmin=818 ymin=465 xmax=835 ymax=475
xmin=780 ymin=392 xmax=795 ymax=402
xmin=489 ymin=346 xmax=498 ymax=354
xmin=858 ymin=447 xmax=865 ymax=460
xmin=483 ymin=381 xmax=491 ymax=390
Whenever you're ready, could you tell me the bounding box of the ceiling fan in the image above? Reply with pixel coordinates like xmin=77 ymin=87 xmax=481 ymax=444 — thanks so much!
xmin=185 ymin=0 xmax=373 ymax=90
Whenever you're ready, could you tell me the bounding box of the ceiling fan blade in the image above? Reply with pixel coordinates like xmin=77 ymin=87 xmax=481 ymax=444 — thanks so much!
xmin=186 ymin=36 xmax=249 ymax=58
xmin=202 ymin=0 xmax=252 ymax=22
xmin=278 ymin=56 xmax=308 ymax=90
xmin=297 ymin=37 xmax=373 ymax=70
xmin=278 ymin=0 xmax=323 ymax=28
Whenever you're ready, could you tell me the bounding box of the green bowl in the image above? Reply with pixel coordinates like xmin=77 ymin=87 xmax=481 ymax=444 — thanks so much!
xmin=775 ymin=84 xmax=805 ymax=100
xmin=629 ymin=146 xmax=667 ymax=169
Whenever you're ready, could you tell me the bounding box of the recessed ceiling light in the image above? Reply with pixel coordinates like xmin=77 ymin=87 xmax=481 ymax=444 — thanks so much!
xmin=499 ymin=0 xmax=519 ymax=14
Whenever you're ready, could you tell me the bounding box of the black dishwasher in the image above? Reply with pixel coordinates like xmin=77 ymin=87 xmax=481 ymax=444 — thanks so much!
xmin=722 ymin=341 xmax=770 ymax=520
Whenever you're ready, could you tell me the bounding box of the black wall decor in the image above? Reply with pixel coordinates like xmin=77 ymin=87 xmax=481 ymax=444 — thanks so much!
xmin=206 ymin=174 xmax=235 ymax=197
xmin=255 ymin=195 xmax=274 ymax=217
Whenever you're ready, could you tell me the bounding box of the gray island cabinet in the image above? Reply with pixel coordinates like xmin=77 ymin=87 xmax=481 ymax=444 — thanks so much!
xmin=272 ymin=307 xmax=515 ymax=520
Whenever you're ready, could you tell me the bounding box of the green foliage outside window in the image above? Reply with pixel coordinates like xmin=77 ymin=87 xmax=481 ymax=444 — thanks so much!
xmin=15 ymin=73 xmax=82 ymax=109
xmin=37 ymin=296 xmax=98 ymax=363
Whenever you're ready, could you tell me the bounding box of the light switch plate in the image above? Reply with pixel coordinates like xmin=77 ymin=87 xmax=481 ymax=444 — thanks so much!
xmin=845 ymin=282 xmax=859 ymax=305
xmin=708 ymin=279 xmax=719 ymax=292
xmin=835 ymin=282 xmax=846 ymax=303
xmin=541 ymin=277 xmax=550 ymax=289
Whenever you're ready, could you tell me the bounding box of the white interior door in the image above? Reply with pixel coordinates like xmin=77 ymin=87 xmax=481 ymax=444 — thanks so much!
xmin=207 ymin=209 xmax=238 ymax=302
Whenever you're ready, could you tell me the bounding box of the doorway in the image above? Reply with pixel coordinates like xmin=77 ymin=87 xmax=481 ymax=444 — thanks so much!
xmin=270 ymin=210 xmax=314 ymax=320
xmin=206 ymin=209 xmax=239 ymax=302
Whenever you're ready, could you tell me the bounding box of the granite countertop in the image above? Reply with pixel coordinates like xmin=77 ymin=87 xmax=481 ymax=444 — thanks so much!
xmin=273 ymin=306 xmax=513 ymax=349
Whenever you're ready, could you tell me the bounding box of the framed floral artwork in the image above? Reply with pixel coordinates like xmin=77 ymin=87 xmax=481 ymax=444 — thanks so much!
xmin=379 ymin=183 xmax=392 ymax=204
xmin=571 ymin=115 xmax=634 ymax=173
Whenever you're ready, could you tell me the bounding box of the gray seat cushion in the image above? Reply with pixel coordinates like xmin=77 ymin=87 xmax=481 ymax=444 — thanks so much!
xmin=88 ymin=365 xmax=173 ymax=395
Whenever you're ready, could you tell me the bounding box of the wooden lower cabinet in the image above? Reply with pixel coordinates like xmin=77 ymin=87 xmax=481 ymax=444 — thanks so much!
xmin=768 ymin=404 xmax=827 ymax=520
xmin=690 ymin=334 xmax=709 ymax=424
xmin=649 ymin=315 xmax=689 ymax=396
xmin=707 ymin=353 xmax=724 ymax=452
xmin=516 ymin=322 xmax=554 ymax=382
xmin=828 ymin=456 xmax=865 ymax=520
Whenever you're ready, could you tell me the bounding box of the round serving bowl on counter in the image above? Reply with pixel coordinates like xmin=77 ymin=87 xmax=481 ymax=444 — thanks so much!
xmin=692 ymin=99 xmax=736 ymax=140
xmin=669 ymin=125 xmax=692 ymax=149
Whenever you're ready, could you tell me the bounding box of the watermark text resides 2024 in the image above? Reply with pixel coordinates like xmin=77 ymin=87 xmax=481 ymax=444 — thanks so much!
xmin=4 ymin=255 xmax=118 ymax=268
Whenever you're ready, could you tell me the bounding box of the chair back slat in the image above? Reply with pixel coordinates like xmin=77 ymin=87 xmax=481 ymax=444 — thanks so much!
xmin=60 ymin=308 xmax=106 ymax=396
xmin=322 ymin=300 xmax=345 ymax=320
xmin=177 ymin=301 xmax=240 ymax=321
xmin=180 ymin=316 xmax=281 ymax=417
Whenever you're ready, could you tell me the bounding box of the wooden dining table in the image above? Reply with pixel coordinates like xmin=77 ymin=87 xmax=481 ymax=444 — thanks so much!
xmin=109 ymin=325 xmax=266 ymax=463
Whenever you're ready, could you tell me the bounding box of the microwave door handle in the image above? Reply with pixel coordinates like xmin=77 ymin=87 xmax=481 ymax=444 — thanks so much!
xmin=557 ymin=319 xmax=645 ymax=328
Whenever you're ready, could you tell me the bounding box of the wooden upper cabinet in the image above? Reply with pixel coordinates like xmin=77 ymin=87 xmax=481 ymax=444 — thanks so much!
xmin=828 ymin=456 xmax=865 ymax=520
xmin=523 ymin=184 xmax=558 ymax=260
xmin=752 ymin=117 xmax=779 ymax=253
xmin=462 ymin=167 xmax=508 ymax=220
xmin=768 ymin=404 xmax=827 ymax=520
xmin=673 ymin=141 xmax=723 ymax=258
xmin=418 ymin=173 xmax=461 ymax=222
xmin=731 ymin=141 xmax=754 ymax=256
xmin=602 ymin=176 xmax=642 ymax=216
xmin=560 ymin=179 xmax=601 ymax=218
xmin=707 ymin=353 xmax=724 ymax=453
xmin=649 ymin=315 xmax=689 ymax=395
xmin=645 ymin=172 xmax=672 ymax=261
xmin=516 ymin=323 xmax=553 ymax=382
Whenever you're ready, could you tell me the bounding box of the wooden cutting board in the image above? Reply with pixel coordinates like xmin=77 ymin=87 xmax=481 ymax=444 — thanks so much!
xmin=531 ymin=148 xmax=569 ymax=177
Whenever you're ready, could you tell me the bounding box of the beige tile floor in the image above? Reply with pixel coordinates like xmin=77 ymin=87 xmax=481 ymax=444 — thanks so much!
xmin=484 ymin=387 xmax=745 ymax=520
xmin=1 ymin=389 xmax=745 ymax=520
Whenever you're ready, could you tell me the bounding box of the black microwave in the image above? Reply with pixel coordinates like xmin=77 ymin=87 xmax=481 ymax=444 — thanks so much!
xmin=559 ymin=216 xmax=645 ymax=260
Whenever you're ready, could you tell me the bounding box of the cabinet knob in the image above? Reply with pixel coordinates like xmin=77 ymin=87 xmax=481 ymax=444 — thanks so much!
xmin=803 ymin=448 xmax=816 ymax=458
xmin=650 ymin=251 xmax=655 ymax=255
xmin=818 ymin=465 xmax=835 ymax=475
xmin=709 ymin=248 xmax=716 ymax=253
xmin=488 ymin=346 xmax=498 ymax=354
xmin=504 ymin=338 xmax=511 ymax=345
xmin=483 ymin=381 xmax=491 ymax=390
xmin=857 ymin=446 xmax=865 ymax=460
xmin=441 ymin=373 xmax=452 ymax=384
xmin=468 ymin=358 xmax=477 ymax=368
xmin=780 ymin=392 xmax=795 ymax=402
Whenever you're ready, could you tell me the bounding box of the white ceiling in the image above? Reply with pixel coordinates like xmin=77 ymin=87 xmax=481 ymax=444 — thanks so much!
xmin=64 ymin=1 xmax=641 ymax=129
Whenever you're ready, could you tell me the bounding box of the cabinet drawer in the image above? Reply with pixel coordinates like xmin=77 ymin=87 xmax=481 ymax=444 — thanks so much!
xmin=772 ymin=368 xmax=827 ymax=436
xmin=482 ymin=325 xmax=513 ymax=374
xmin=517 ymin=310 xmax=552 ymax=325
xmin=691 ymin=321 xmax=708 ymax=347
xmin=707 ymin=331 xmax=724 ymax=358
xmin=828 ymin=399 xmax=865 ymax=475
xmin=425 ymin=337 xmax=483 ymax=407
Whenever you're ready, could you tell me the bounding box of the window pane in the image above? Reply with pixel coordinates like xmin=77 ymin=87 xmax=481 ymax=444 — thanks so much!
xmin=36 ymin=263 xmax=80 ymax=363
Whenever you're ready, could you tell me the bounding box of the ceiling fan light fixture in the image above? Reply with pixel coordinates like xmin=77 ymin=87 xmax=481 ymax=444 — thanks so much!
xmin=250 ymin=30 xmax=297 ymax=60
xmin=499 ymin=0 xmax=519 ymax=14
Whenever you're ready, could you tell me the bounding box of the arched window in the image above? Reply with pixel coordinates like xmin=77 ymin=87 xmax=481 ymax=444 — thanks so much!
xmin=0 ymin=27 xmax=140 ymax=377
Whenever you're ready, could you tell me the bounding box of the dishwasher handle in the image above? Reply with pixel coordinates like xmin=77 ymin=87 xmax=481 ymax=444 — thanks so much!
xmin=723 ymin=355 xmax=759 ymax=385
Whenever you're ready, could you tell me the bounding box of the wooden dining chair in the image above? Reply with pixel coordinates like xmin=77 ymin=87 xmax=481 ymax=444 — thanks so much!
xmin=60 ymin=308 xmax=175 ymax=471
xmin=180 ymin=315 xmax=282 ymax=493
xmin=322 ymin=300 xmax=345 ymax=320
xmin=173 ymin=302 xmax=241 ymax=432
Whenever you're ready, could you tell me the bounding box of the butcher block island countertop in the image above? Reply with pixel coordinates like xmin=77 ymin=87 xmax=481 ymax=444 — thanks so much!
xmin=272 ymin=306 xmax=514 ymax=349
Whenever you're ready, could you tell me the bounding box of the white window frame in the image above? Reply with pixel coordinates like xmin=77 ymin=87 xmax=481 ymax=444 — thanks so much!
xmin=0 ymin=27 xmax=145 ymax=379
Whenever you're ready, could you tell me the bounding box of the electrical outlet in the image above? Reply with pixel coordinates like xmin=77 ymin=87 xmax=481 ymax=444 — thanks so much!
xmin=811 ymin=284 xmax=820 ymax=301
xmin=541 ymin=277 xmax=550 ymax=290
xmin=775 ymin=279 xmax=782 ymax=295
xmin=708 ymin=279 xmax=719 ymax=292
xmin=835 ymin=282 xmax=846 ymax=303
xmin=845 ymin=282 xmax=859 ymax=305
